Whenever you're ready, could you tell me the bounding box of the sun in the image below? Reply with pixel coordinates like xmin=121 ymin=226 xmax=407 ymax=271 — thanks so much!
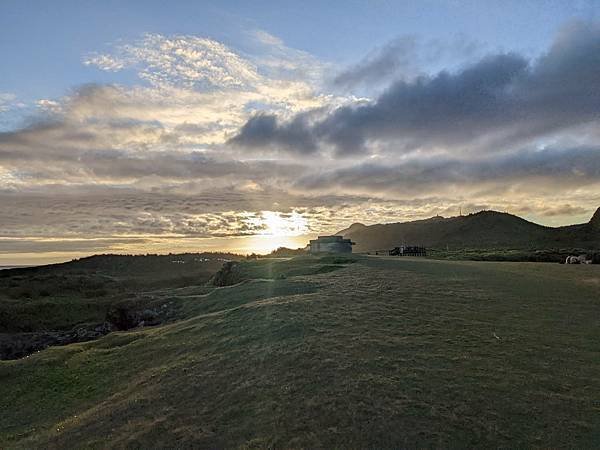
xmin=245 ymin=211 xmax=310 ymax=254
xmin=260 ymin=211 xmax=308 ymax=236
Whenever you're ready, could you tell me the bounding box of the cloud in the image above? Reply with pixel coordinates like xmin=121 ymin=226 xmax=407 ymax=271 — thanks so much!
xmin=0 ymin=93 xmax=28 ymax=130
xmin=0 ymin=186 xmax=393 ymax=241
xmin=36 ymin=99 xmax=62 ymax=114
xmin=0 ymin=237 xmax=151 ymax=254
xmin=0 ymin=78 xmax=325 ymax=168
xmin=0 ymin=28 xmax=336 ymax=213
xmin=295 ymin=145 xmax=600 ymax=196
xmin=233 ymin=21 xmax=600 ymax=155
xmin=0 ymin=117 xmax=306 ymax=188
xmin=84 ymin=33 xmax=261 ymax=90
xmin=0 ymin=93 xmax=18 ymax=113
xmin=228 ymin=112 xmax=319 ymax=154
xmin=332 ymin=34 xmax=483 ymax=91
xmin=538 ymin=204 xmax=588 ymax=217
xmin=246 ymin=29 xmax=330 ymax=84
xmin=77 ymin=34 xmax=332 ymax=150
xmin=333 ymin=37 xmax=419 ymax=89
xmin=83 ymin=53 xmax=125 ymax=72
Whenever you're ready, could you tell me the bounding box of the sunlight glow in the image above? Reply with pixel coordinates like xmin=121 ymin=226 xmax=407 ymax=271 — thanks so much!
xmin=259 ymin=211 xmax=308 ymax=236
xmin=244 ymin=211 xmax=310 ymax=254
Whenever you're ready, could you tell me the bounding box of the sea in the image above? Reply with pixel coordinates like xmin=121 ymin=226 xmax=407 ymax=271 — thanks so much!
xmin=0 ymin=265 xmax=32 ymax=270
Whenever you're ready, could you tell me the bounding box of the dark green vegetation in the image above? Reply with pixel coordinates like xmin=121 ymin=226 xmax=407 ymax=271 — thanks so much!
xmin=0 ymin=253 xmax=240 ymax=332
xmin=1 ymin=254 xmax=599 ymax=448
xmin=428 ymin=246 xmax=600 ymax=262
xmin=338 ymin=208 xmax=600 ymax=261
xmin=0 ymin=253 xmax=241 ymax=359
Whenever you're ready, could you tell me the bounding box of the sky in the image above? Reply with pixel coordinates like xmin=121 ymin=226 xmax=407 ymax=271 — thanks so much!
xmin=1 ymin=0 xmax=600 ymax=264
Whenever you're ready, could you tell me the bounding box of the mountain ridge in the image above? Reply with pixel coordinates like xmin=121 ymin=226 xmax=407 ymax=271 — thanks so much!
xmin=336 ymin=209 xmax=600 ymax=252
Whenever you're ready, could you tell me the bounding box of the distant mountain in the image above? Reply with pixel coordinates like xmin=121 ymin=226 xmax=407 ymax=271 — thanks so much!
xmin=337 ymin=209 xmax=600 ymax=252
xmin=335 ymin=222 xmax=367 ymax=236
xmin=590 ymin=208 xmax=600 ymax=229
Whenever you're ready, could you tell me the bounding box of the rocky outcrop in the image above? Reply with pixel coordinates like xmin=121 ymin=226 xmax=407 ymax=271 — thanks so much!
xmin=106 ymin=305 xmax=162 ymax=330
xmin=0 ymin=322 xmax=113 ymax=360
xmin=1 ymin=301 xmax=176 ymax=360
xmin=105 ymin=297 xmax=177 ymax=330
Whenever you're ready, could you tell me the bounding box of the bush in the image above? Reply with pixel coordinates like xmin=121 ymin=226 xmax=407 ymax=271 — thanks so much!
xmin=211 ymin=261 xmax=243 ymax=287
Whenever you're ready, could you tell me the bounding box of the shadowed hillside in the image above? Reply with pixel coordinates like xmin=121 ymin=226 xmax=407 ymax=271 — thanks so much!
xmin=337 ymin=208 xmax=600 ymax=254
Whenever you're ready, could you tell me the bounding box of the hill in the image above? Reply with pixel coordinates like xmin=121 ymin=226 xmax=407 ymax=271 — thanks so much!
xmin=0 ymin=253 xmax=242 ymax=359
xmin=336 ymin=209 xmax=600 ymax=256
xmin=1 ymin=255 xmax=599 ymax=447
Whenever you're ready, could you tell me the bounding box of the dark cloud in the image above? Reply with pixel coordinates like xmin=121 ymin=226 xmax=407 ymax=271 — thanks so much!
xmin=331 ymin=34 xmax=482 ymax=90
xmin=332 ymin=37 xmax=418 ymax=89
xmin=228 ymin=112 xmax=318 ymax=153
xmin=321 ymin=52 xmax=529 ymax=153
xmin=233 ymin=21 xmax=600 ymax=155
xmin=296 ymin=146 xmax=600 ymax=194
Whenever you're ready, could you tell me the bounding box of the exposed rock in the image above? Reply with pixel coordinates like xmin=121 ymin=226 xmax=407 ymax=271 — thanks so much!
xmin=0 ymin=321 xmax=114 ymax=360
xmin=139 ymin=309 xmax=160 ymax=325
xmin=2 ymin=297 xmax=177 ymax=360
xmin=106 ymin=304 xmax=164 ymax=330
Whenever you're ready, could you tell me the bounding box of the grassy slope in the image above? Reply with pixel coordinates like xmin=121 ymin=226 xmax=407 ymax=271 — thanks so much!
xmin=1 ymin=256 xmax=600 ymax=448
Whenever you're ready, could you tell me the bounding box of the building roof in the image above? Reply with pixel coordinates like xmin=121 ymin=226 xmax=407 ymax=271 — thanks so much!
xmin=309 ymin=235 xmax=354 ymax=244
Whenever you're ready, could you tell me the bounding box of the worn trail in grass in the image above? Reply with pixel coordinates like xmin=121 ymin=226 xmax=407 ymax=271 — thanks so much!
xmin=1 ymin=256 xmax=599 ymax=448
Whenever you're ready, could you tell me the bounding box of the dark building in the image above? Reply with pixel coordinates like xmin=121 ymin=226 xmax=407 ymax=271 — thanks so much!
xmin=308 ymin=235 xmax=354 ymax=254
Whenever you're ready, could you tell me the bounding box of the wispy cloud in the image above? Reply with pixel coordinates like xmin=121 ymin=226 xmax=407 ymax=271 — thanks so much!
xmin=78 ymin=33 xmax=332 ymax=150
xmin=0 ymin=93 xmax=29 ymax=131
xmin=83 ymin=53 xmax=125 ymax=72
xmin=0 ymin=93 xmax=18 ymax=113
xmin=246 ymin=29 xmax=330 ymax=84
xmin=86 ymin=33 xmax=261 ymax=90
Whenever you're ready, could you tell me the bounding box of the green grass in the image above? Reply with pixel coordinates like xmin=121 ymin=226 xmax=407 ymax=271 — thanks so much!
xmin=217 ymin=255 xmax=357 ymax=284
xmin=427 ymin=246 xmax=598 ymax=263
xmin=1 ymin=255 xmax=600 ymax=448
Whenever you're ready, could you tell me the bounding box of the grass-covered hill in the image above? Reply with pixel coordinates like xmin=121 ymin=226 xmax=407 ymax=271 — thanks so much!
xmin=1 ymin=255 xmax=600 ymax=448
xmin=0 ymin=253 xmax=242 ymax=358
xmin=337 ymin=208 xmax=600 ymax=257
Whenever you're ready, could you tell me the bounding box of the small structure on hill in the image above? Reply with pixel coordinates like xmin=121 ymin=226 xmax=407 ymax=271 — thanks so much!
xmin=389 ymin=246 xmax=427 ymax=256
xmin=308 ymin=236 xmax=355 ymax=254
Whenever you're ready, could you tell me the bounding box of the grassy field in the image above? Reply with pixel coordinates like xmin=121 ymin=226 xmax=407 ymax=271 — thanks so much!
xmin=1 ymin=255 xmax=599 ymax=448
xmin=426 ymin=246 xmax=600 ymax=263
